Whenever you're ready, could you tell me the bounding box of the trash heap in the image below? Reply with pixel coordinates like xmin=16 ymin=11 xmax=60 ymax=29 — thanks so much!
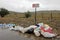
xmin=10 ymin=23 xmax=57 ymax=38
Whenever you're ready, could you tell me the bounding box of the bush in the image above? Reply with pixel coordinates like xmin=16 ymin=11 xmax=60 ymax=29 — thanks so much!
xmin=25 ymin=11 xmax=31 ymax=18
xmin=0 ymin=8 xmax=9 ymax=17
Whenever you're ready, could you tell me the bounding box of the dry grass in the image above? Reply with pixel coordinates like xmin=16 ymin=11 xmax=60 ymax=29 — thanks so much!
xmin=0 ymin=11 xmax=60 ymax=27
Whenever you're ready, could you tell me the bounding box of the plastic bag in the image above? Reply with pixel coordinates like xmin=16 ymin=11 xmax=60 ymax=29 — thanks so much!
xmin=34 ymin=27 xmax=40 ymax=36
xmin=18 ymin=25 xmax=37 ymax=33
xmin=29 ymin=25 xmax=37 ymax=29
xmin=41 ymin=30 xmax=56 ymax=37
xmin=9 ymin=26 xmax=20 ymax=31
xmin=38 ymin=23 xmax=44 ymax=27
xmin=44 ymin=24 xmax=52 ymax=30
xmin=25 ymin=28 xmax=34 ymax=34
xmin=34 ymin=30 xmax=40 ymax=36
xmin=40 ymin=24 xmax=56 ymax=37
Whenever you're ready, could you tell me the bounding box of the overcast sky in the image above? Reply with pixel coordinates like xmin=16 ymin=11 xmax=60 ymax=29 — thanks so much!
xmin=0 ymin=0 xmax=60 ymax=12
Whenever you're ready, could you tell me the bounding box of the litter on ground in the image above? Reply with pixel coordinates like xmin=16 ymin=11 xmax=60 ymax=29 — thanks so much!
xmin=9 ymin=23 xmax=57 ymax=38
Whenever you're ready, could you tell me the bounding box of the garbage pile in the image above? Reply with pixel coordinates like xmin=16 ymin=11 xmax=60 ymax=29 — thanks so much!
xmin=10 ymin=23 xmax=57 ymax=38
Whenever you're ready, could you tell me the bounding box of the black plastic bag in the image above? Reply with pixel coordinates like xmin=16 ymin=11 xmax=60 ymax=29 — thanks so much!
xmin=25 ymin=28 xmax=34 ymax=34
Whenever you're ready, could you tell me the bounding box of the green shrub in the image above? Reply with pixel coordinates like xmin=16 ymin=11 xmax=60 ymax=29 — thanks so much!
xmin=25 ymin=11 xmax=31 ymax=18
xmin=0 ymin=8 xmax=9 ymax=17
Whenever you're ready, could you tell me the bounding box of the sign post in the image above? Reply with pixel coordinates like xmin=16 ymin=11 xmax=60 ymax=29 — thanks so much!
xmin=51 ymin=11 xmax=52 ymax=21
xmin=32 ymin=3 xmax=39 ymax=25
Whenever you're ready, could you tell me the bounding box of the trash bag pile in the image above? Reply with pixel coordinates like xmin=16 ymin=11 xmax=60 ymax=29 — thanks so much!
xmin=9 ymin=23 xmax=57 ymax=38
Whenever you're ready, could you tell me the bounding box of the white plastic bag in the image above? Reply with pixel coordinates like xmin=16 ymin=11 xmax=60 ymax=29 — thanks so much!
xmin=41 ymin=30 xmax=56 ymax=37
xmin=19 ymin=25 xmax=37 ymax=33
xmin=40 ymin=24 xmax=56 ymax=37
xmin=9 ymin=26 xmax=21 ymax=31
xmin=34 ymin=27 xmax=40 ymax=36
xmin=34 ymin=30 xmax=40 ymax=36
xmin=18 ymin=26 xmax=25 ymax=33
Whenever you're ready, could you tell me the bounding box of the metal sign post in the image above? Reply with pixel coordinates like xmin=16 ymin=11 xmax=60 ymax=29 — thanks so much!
xmin=35 ymin=7 xmax=37 ymax=25
xmin=32 ymin=3 xmax=39 ymax=25
xmin=51 ymin=11 xmax=52 ymax=21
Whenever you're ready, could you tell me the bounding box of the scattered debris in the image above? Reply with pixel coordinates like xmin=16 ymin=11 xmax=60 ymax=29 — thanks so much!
xmin=9 ymin=23 xmax=57 ymax=38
